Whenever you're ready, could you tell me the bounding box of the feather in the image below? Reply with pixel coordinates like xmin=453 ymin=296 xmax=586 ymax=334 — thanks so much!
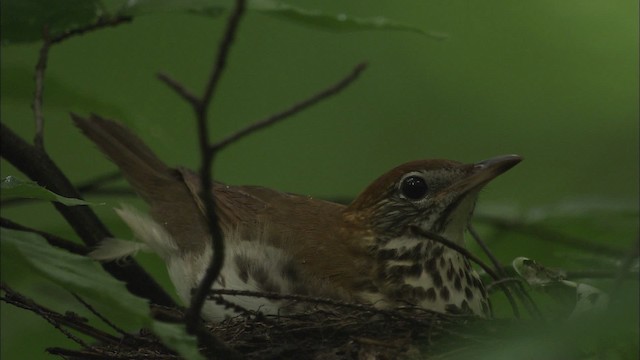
xmin=89 ymin=238 xmax=149 ymax=261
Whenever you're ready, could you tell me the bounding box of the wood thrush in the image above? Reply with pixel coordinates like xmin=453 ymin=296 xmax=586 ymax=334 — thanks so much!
xmin=74 ymin=114 xmax=521 ymax=319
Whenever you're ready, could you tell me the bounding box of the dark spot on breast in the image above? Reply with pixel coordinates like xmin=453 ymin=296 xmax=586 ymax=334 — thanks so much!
xmin=387 ymin=264 xmax=422 ymax=279
xmin=587 ymin=293 xmax=600 ymax=304
xmin=458 ymin=267 xmax=464 ymax=279
xmin=454 ymin=275 xmax=462 ymax=291
xmin=464 ymin=259 xmax=472 ymax=271
xmin=481 ymin=300 xmax=491 ymax=316
xmin=439 ymin=256 xmax=446 ymax=268
xmin=404 ymin=244 xmax=423 ymax=261
xmin=253 ymin=267 xmax=281 ymax=294
xmin=431 ymin=272 xmax=443 ymax=288
xmin=233 ymin=254 xmax=250 ymax=283
xmin=424 ymin=257 xmax=438 ymax=273
xmin=281 ymin=261 xmax=299 ymax=282
xmin=461 ymin=300 xmax=470 ymax=312
xmin=440 ymin=286 xmax=450 ymax=301
xmin=426 ymin=287 xmax=437 ymax=302
xmin=464 ymin=286 xmax=474 ymax=300
xmin=377 ymin=249 xmax=398 ymax=260
xmin=431 ymin=246 xmax=445 ymax=258
xmin=446 ymin=266 xmax=455 ymax=281
xmin=464 ymin=271 xmax=473 ymax=285
xmin=414 ymin=286 xmax=427 ymax=300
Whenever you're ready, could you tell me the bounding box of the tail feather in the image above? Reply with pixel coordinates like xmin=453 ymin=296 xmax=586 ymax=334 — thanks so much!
xmin=72 ymin=113 xmax=210 ymax=253
xmin=71 ymin=113 xmax=175 ymax=203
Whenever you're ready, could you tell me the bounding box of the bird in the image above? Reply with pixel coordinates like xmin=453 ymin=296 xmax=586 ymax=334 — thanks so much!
xmin=73 ymin=114 xmax=522 ymax=320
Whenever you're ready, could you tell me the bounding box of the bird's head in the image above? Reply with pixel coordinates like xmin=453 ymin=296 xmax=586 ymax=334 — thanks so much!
xmin=345 ymin=155 xmax=522 ymax=246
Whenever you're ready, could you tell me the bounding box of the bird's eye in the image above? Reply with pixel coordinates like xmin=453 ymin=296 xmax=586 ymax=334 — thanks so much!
xmin=400 ymin=175 xmax=428 ymax=200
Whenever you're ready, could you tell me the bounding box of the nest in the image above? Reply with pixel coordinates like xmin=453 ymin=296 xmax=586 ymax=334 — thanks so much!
xmin=43 ymin=300 xmax=518 ymax=360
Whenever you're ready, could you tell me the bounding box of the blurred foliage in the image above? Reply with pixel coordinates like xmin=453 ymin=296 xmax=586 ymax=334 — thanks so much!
xmin=1 ymin=0 xmax=638 ymax=358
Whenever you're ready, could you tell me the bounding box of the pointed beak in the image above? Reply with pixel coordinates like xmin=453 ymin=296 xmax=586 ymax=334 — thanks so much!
xmin=461 ymin=154 xmax=522 ymax=192
xmin=443 ymin=154 xmax=522 ymax=196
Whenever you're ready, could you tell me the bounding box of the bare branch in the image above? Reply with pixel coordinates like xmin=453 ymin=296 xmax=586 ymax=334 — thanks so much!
xmin=1 ymin=284 xmax=120 ymax=347
xmin=157 ymin=72 xmax=199 ymax=107
xmin=184 ymin=0 xmax=247 ymax=340
xmin=211 ymin=62 xmax=368 ymax=152
xmin=199 ymin=0 xmax=246 ymax=113
xmin=0 ymin=217 xmax=88 ymax=255
xmin=0 ymin=122 xmax=176 ymax=307
xmin=475 ymin=214 xmax=626 ymax=257
xmin=469 ymin=224 xmax=543 ymax=319
xmin=72 ymin=293 xmax=129 ymax=336
xmin=50 ymin=16 xmax=132 ymax=45
xmin=33 ymin=27 xmax=51 ymax=149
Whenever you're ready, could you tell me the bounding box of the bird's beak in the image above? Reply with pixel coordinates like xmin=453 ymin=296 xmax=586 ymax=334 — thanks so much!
xmin=447 ymin=154 xmax=522 ymax=195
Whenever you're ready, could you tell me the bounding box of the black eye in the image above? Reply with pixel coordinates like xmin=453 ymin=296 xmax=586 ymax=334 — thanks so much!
xmin=400 ymin=175 xmax=428 ymax=200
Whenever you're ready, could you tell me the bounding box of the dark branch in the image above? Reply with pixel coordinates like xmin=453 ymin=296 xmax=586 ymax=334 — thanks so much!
xmin=50 ymin=16 xmax=132 ymax=45
xmin=157 ymin=72 xmax=199 ymax=107
xmin=468 ymin=224 xmax=542 ymax=320
xmin=475 ymin=214 xmax=626 ymax=257
xmin=0 ymin=217 xmax=88 ymax=255
xmin=33 ymin=27 xmax=51 ymax=149
xmin=0 ymin=122 xmax=176 ymax=307
xmin=211 ymin=62 xmax=368 ymax=152
xmin=1 ymin=284 xmax=121 ymax=347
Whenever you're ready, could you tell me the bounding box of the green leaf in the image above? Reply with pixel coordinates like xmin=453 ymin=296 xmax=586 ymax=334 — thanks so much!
xmin=152 ymin=322 xmax=206 ymax=360
xmin=0 ymin=0 xmax=104 ymax=44
xmin=120 ymin=0 xmax=437 ymax=37
xmin=1 ymin=176 xmax=99 ymax=206
xmin=0 ymin=228 xmax=150 ymax=325
xmin=0 ymin=228 xmax=203 ymax=358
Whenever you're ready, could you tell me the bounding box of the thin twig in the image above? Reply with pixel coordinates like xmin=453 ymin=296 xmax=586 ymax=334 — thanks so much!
xmin=211 ymin=62 xmax=367 ymax=152
xmin=33 ymin=27 xmax=51 ymax=149
xmin=486 ymin=278 xmax=524 ymax=292
xmin=1 ymin=284 xmax=121 ymax=347
xmin=409 ymin=226 xmax=521 ymax=318
xmin=72 ymin=293 xmax=129 ymax=336
xmin=50 ymin=16 xmax=132 ymax=45
xmin=469 ymin=224 xmax=543 ymax=320
xmin=208 ymin=288 xmax=469 ymax=326
xmin=157 ymin=73 xmax=199 ymax=107
xmin=184 ymin=0 xmax=247 ymax=338
xmin=0 ymin=217 xmax=88 ymax=255
xmin=475 ymin=214 xmax=626 ymax=257
xmin=76 ymin=171 xmax=123 ymax=192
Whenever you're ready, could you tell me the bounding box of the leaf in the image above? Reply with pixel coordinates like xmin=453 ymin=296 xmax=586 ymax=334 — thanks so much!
xmin=0 ymin=228 xmax=150 ymax=325
xmin=0 ymin=228 xmax=203 ymax=358
xmin=1 ymin=176 xmax=99 ymax=206
xmin=120 ymin=0 xmax=438 ymax=37
xmin=152 ymin=322 xmax=205 ymax=360
xmin=0 ymin=0 xmax=104 ymax=44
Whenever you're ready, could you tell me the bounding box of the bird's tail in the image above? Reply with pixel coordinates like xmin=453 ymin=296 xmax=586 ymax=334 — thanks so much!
xmin=71 ymin=113 xmax=177 ymax=204
xmin=72 ymin=114 xmax=210 ymax=254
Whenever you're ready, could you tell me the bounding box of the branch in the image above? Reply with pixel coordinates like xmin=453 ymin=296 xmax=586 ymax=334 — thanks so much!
xmin=468 ymin=224 xmax=543 ymax=319
xmin=33 ymin=27 xmax=51 ymax=149
xmin=475 ymin=214 xmax=626 ymax=257
xmin=1 ymin=284 xmax=121 ymax=347
xmin=211 ymin=62 xmax=367 ymax=152
xmin=183 ymin=0 xmax=247 ymax=340
xmin=0 ymin=217 xmax=88 ymax=255
xmin=50 ymin=16 xmax=132 ymax=45
xmin=0 ymin=122 xmax=176 ymax=307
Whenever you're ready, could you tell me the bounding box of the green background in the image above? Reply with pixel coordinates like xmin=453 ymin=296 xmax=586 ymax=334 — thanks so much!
xmin=1 ymin=0 xmax=638 ymax=358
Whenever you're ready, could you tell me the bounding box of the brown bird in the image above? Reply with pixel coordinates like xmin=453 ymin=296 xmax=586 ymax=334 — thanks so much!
xmin=74 ymin=114 xmax=521 ymax=320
